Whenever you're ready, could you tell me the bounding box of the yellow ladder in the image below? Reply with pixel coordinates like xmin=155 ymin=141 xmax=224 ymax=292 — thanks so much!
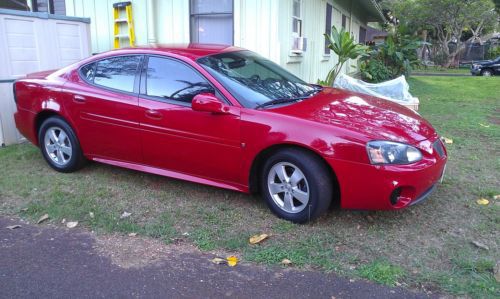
xmin=113 ymin=1 xmax=135 ymax=48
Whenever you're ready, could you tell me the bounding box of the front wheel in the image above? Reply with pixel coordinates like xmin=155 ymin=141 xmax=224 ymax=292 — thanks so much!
xmin=260 ymin=148 xmax=333 ymax=223
xmin=38 ymin=116 xmax=86 ymax=173
xmin=481 ymin=69 xmax=492 ymax=76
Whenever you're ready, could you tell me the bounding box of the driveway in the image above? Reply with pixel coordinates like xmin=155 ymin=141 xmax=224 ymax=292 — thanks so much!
xmin=0 ymin=217 xmax=434 ymax=299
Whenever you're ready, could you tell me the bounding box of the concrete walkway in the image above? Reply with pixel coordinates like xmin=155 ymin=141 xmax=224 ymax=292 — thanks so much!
xmin=0 ymin=217 xmax=434 ymax=299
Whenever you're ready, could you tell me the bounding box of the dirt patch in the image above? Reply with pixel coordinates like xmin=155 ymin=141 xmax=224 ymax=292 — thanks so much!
xmin=93 ymin=234 xmax=198 ymax=269
xmin=0 ymin=193 xmax=28 ymax=214
xmin=487 ymin=115 xmax=500 ymax=125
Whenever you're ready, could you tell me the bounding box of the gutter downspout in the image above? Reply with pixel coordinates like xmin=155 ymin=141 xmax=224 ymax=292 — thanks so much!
xmin=147 ymin=0 xmax=157 ymax=44
xmin=348 ymin=0 xmax=353 ymax=73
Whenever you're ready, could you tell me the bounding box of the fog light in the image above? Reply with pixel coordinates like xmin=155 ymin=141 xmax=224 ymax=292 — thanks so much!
xmin=390 ymin=187 xmax=402 ymax=205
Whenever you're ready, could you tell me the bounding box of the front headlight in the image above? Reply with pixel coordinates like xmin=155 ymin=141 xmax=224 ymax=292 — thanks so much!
xmin=367 ymin=141 xmax=423 ymax=164
xmin=472 ymin=64 xmax=480 ymax=69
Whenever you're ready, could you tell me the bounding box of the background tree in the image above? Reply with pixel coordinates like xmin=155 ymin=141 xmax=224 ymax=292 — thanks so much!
xmin=382 ymin=0 xmax=496 ymax=67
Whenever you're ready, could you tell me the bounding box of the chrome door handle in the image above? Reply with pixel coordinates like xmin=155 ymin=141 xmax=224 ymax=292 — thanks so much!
xmin=73 ymin=95 xmax=86 ymax=103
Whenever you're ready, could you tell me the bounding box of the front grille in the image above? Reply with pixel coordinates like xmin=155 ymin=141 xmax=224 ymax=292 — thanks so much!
xmin=433 ymin=140 xmax=445 ymax=157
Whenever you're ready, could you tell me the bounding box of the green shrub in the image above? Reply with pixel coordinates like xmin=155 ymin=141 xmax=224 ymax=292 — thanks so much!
xmin=361 ymin=31 xmax=421 ymax=83
xmin=360 ymin=59 xmax=392 ymax=82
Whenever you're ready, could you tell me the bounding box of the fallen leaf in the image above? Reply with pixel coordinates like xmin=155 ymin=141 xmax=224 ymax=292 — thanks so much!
xmin=20 ymin=208 xmax=28 ymax=212
xmin=227 ymin=256 xmax=239 ymax=267
xmin=281 ymin=258 xmax=292 ymax=265
xmin=66 ymin=221 xmax=78 ymax=228
xmin=120 ymin=211 xmax=132 ymax=219
xmin=128 ymin=232 xmax=137 ymax=237
xmin=249 ymin=233 xmax=269 ymax=245
xmin=494 ymin=195 xmax=500 ymax=200
xmin=476 ymin=198 xmax=489 ymax=205
xmin=494 ymin=261 xmax=500 ymax=283
xmin=89 ymin=212 xmax=95 ymax=218
xmin=6 ymin=225 xmax=21 ymax=230
xmin=61 ymin=218 xmax=66 ymax=224
xmin=441 ymin=137 xmax=453 ymax=144
xmin=182 ymin=232 xmax=190 ymax=236
xmin=211 ymin=257 xmax=226 ymax=265
xmin=365 ymin=215 xmax=374 ymax=223
xmin=479 ymin=123 xmax=490 ymax=128
xmin=37 ymin=214 xmax=49 ymax=224
xmin=471 ymin=240 xmax=489 ymax=251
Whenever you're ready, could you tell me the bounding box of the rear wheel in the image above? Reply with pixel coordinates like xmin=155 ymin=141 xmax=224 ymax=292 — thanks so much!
xmin=260 ymin=148 xmax=333 ymax=223
xmin=38 ymin=116 xmax=86 ymax=173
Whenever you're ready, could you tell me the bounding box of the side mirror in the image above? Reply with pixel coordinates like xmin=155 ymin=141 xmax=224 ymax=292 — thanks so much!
xmin=192 ymin=93 xmax=229 ymax=114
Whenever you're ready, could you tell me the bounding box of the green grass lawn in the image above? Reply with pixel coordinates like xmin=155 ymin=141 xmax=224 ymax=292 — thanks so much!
xmin=1 ymin=76 xmax=499 ymax=297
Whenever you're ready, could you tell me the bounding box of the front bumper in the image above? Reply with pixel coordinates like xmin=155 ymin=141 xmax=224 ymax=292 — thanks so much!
xmin=470 ymin=68 xmax=481 ymax=75
xmin=327 ymin=138 xmax=447 ymax=210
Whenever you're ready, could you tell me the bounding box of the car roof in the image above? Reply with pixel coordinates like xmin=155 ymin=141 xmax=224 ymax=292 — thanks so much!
xmin=102 ymin=44 xmax=243 ymax=61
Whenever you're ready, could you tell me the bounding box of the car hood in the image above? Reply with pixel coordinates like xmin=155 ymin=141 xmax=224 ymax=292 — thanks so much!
xmin=270 ymin=87 xmax=436 ymax=144
xmin=473 ymin=60 xmax=492 ymax=65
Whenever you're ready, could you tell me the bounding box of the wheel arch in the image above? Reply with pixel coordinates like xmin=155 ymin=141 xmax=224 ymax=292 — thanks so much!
xmin=34 ymin=110 xmax=76 ymax=146
xmin=248 ymin=143 xmax=341 ymax=208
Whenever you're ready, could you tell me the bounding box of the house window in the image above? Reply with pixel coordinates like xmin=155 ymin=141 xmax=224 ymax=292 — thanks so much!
xmin=0 ymin=0 xmax=65 ymax=14
xmin=190 ymin=0 xmax=233 ymax=45
xmin=359 ymin=27 xmax=367 ymax=44
xmin=292 ymin=0 xmax=302 ymax=37
xmin=341 ymin=14 xmax=347 ymax=30
xmin=32 ymin=0 xmax=66 ymax=15
xmin=51 ymin=0 xmax=66 ymax=15
xmin=0 ymin=0 xmax=29 ymax=11
xmin=324 ymin=3 xmax=333 ymax=54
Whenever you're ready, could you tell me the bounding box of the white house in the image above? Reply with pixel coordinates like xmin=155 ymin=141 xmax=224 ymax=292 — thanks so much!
xmin=2 ymin=0 xmax=384 ymax=81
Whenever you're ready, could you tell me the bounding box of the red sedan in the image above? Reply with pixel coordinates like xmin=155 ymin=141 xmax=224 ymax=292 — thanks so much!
xmin=14 ymin=45 xmax=447 ymax=223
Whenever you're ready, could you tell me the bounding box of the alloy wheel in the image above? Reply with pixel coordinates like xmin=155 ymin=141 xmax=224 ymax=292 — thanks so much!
xmin=44 ymin=126 xmax=72 ymax=166
xmin=267 ymin=162 xmax=310 ymax=213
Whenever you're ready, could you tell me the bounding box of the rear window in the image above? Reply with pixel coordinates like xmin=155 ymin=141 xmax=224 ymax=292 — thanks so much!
xmin=80 ymin=63 xmax=95 ymax=82
xmin=79 ymin=56 xmax=141 ymax=93
xmin=94 ymin=56 xmax=141 ymax=92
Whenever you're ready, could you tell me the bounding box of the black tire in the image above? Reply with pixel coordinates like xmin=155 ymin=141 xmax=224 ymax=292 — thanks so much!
xmin=260 ymin=148 xmax=333 ymax=223
xmin=481 ymin=69 xmax=492 ymax=76
xmin=38 ymin=116 xmax=86 ymax=173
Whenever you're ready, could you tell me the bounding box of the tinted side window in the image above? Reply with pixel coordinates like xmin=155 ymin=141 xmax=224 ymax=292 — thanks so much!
xmin=146 ymin=56 xmax=213 ymax=103
xmin=80 ymin=62 xmax=96 ymax=82
xmin=94 ymin=56 xmax=141 ymax=93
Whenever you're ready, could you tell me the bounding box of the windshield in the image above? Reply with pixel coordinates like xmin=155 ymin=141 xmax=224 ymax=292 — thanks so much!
xmin=197 ymin=50 xmax=318 ymax=108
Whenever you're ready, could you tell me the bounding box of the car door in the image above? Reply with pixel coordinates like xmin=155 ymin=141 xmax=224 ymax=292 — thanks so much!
xmin=63 ymin=55 xmax=143 ymax=163
xmin=138 ymin=55 xmax=242 ymax=184
xmin=494 ymin=57 xmax=500 ymax=74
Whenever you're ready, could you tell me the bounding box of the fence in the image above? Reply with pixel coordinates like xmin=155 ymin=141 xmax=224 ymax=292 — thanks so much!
xmin=459 ymin=41 xmax=499 ymax=63
xmin=0 ymin=9 xmax=91 ymax=146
